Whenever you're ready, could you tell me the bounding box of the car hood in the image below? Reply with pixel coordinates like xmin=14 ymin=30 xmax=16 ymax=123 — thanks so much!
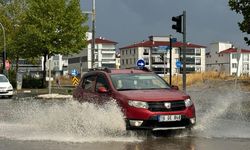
xmin=0 ymin=82 xmax=12 ymax=88
xmin=118 ymin=89 xmax=189 ymax=101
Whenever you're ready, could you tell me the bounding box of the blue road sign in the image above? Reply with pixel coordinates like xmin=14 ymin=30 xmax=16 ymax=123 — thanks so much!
xmin=71 ymin=69 xmax=79 ymax=76
xmin=136 ymin=59 xmax=145 ymax=68
xmin=176 ymin=61 xmax=183 ymax=68
xmin=171 ymin=38 xmax=177 ymax=43
xmin=158 ymin=46 xmax=170 ymax=50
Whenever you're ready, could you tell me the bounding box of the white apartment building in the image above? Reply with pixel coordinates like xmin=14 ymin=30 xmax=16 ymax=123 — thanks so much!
xmin=68 ymin=34 xmax=117 ymax=76
xmin=206 ymin=42 xmax=250 ymax=76
xmin=119 ymin=36 xmax=206 ymax=76
xmin=42 ymin=55 xmax=68 ymax=77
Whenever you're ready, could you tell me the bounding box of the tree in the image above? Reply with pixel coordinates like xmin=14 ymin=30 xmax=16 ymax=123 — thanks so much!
xmin=0 ymin=0 xmax=28 ymax=74
xmin=20 ymin=0 xmax=88 ymax=87
xmin=229 ymin=0 xmax=250 ymax=45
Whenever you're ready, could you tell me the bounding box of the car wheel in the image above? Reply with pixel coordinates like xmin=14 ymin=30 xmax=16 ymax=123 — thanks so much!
xmin=8 ymin=95 xmax=13 ymax=98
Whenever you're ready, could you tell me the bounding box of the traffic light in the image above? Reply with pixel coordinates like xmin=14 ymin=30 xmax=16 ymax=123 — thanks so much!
xmin=172 ymin=15 xmax=183 ymax=33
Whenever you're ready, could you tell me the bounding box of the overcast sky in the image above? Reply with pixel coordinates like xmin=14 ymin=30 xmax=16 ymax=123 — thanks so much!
xmin=80 ymin=0 xmax=249 ymax=49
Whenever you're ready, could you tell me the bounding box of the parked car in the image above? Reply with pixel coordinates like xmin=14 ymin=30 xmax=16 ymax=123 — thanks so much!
xmin=73 ymin=68 xmax=196 ymax=131
xmin=0 ymin=74 xmax=14 ymax=98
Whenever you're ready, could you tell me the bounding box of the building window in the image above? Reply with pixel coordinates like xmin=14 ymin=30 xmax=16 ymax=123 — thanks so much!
xmin=243 ymin=54 xmax=249 ymax=61
xmin=126 ymin=59 xmax=128 ymax=64
xmin=130 ymin=49 xmax=131 ymax=55
xmin=232 ymin=63 xmax=237 ymax=68
xmin=122 ymin=50 xmax=124 ymax=55
xmin=232 ymin=54 xmax=237 ymax=59
xmin=126 ymin=50 xmax=128 ymax=55
xmin=143 ymin=49 xmax=149 ymax=55
xmin=196 ymin=49 xmax=201 ymax=55
xmin=195 ymin=58 xmax=201 ymax=65
xmin=175 ymin=49 xmax=179 ymax=54
xmin=243 ymin=64 xmax=249 ymax=71
xmin=134 ymin=49 xmax=136 ymax=54
xmin=122 ymin=59 xmax=124 ymax=65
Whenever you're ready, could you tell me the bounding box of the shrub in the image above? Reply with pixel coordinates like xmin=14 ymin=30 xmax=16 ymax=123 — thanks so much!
xmin=22 ymin=75 xmax=43 ymax=88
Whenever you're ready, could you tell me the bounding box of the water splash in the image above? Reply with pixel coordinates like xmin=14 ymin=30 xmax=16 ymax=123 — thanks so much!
xmin=189 ymin=81 xmax=250 ymax=139
xmin=0 ymin=98 xmax=141 ymax=143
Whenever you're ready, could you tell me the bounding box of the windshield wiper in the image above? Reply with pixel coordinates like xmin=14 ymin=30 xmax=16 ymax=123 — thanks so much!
xmin=117 ymin=88 xmax=138 ymax=91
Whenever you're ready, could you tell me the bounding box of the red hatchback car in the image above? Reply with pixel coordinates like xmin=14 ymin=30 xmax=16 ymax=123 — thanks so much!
xmin=73 ymin=68 xmax=196 ymax=131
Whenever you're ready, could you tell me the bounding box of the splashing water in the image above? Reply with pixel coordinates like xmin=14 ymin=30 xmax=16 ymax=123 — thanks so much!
xmin=189 ymin=81 xmax=250 ymax=139
xmin=0 ymin=98 xmax=141 ymax=143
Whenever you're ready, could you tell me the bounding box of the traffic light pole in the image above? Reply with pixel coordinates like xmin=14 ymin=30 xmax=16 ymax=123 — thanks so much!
xmin=182 ymin=11 xmax=187 ymax=92
xmin=169 ymin=35 xmax=172 ymax=86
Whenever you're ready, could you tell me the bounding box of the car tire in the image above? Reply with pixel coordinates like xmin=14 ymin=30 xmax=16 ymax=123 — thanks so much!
xmin=8 ymin=95 xmax=13 ymax=98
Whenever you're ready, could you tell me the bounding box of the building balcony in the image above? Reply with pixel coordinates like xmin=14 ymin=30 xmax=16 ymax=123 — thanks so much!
xmin=101 ymin=50 xmax=115 ymax=54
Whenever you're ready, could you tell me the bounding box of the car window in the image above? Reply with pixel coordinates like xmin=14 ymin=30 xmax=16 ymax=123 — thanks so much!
xmin=0 ymin=76 xmax=8 ymax=82
xmin=110 ymin=73 xmax=170 ymax=90
xmin=95 ymin=74 xmax=109 ymax=92
xmin=82 ymin=75 xmax=96 ymax=92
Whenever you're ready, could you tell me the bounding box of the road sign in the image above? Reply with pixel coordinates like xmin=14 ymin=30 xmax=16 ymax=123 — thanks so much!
xmin=136 ymin=59 xmax=145 ymax=68
xmin=72 ymin=76 xmax=79 ymax=86
xmin=158 ymin=46 xmax=170 ymax=50
xmin=176 ymin=61 xmax=183 ymax=68
xmin=171 ymin=38 xmax=177 ymax=43
xmin=71 ymin=69 xmax=78 ymax=76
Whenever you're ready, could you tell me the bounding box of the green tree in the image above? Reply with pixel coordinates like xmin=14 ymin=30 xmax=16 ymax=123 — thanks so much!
xmin=229 ymin=0 xmax=250 ymax=45
xmin=20 ymin=0 xmax=88 ymax=87
xmin=0 ymin=0 xmax=28 ymax=74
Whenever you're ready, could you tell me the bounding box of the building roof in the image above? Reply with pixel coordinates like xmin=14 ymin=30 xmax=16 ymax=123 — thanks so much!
xmin=88 ymin=38 xmax=118 ymax=45
xmin=220 ymin=48 xmax=250 ymax=54
xmin=120 ymin=40 xmax=206 ymax=49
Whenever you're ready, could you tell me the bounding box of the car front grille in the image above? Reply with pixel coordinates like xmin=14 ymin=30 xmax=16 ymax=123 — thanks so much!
xmin=148 ymin=100 xmax=186 ymax=112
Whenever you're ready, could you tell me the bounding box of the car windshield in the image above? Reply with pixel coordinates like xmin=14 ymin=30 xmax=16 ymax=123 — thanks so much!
xmin=0 ymin=75 xmax=9 ymax=82
xmin=110 ymin=73 xmax=170 ymax=91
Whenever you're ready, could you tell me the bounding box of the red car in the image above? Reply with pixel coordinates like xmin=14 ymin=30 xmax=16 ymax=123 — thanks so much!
xmin=73 ymin=68 xmax=196 ymax=131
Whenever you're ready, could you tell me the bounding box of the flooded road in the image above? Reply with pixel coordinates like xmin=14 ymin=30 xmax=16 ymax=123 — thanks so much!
xmin=1 ymin=81 xmax=250 ymax=150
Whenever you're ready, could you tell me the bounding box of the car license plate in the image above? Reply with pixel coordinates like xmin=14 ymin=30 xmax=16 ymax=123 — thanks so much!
xmin=158 ymin=115 xmax=181 ymax=122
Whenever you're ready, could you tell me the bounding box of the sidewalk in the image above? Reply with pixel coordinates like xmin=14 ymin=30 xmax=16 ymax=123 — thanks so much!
xmin=14 ymin=86 xmax=74 ymax=100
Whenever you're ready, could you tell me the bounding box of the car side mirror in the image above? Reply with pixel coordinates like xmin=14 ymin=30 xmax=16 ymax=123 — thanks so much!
xmin=171 ymin=85 xmax=179 ymax=90
xmin=98 ymin=86 xmax=108 ymax=93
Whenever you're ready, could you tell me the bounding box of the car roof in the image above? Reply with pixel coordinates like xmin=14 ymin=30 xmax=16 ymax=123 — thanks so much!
xmin=88 ymin=67 xmax=152 ymax=75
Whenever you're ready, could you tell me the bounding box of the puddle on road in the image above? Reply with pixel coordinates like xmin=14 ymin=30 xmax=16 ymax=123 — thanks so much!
xmin=0 ymin=99 xmax=142 ymax=143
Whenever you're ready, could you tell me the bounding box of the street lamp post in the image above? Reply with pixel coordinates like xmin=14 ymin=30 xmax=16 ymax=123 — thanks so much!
xmin=0 ymin=22 xmax=6 ymax=75
xmin=83 ymin=0 xmax=96 ymax=69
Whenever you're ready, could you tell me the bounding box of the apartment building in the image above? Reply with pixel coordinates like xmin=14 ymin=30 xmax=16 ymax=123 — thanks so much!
xmin=68 ymin=34 xmax=117 ymax=76
xmin=206 ymin=42 xmax=250 ymax=76
xmin=119 ymin=36 xmax=206 ymax=76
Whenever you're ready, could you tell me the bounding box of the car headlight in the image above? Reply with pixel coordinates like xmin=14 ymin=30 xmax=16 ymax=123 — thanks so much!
xmin=184 ymin=98 xmax=193 ymax=107
xmin=128 ymin=100 xmax=148 ymax=109
xmin=7 ymin=85 xmax=13 ymax=90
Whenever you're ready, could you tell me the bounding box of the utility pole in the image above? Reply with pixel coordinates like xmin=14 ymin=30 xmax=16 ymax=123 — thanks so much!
xmin=0 ymin=22 xmax=6 ymax=75
xmin=169 ymin=35 xmax=172 ymax=86
xmin=83 ymin=0 xmax=96 ymax=69
xmin=91 ymin=0 xmax=95 ymax=68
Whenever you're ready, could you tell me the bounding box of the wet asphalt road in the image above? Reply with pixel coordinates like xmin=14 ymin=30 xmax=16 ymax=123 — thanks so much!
xmin=1 ymin=80 xmax=250 ymax=150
